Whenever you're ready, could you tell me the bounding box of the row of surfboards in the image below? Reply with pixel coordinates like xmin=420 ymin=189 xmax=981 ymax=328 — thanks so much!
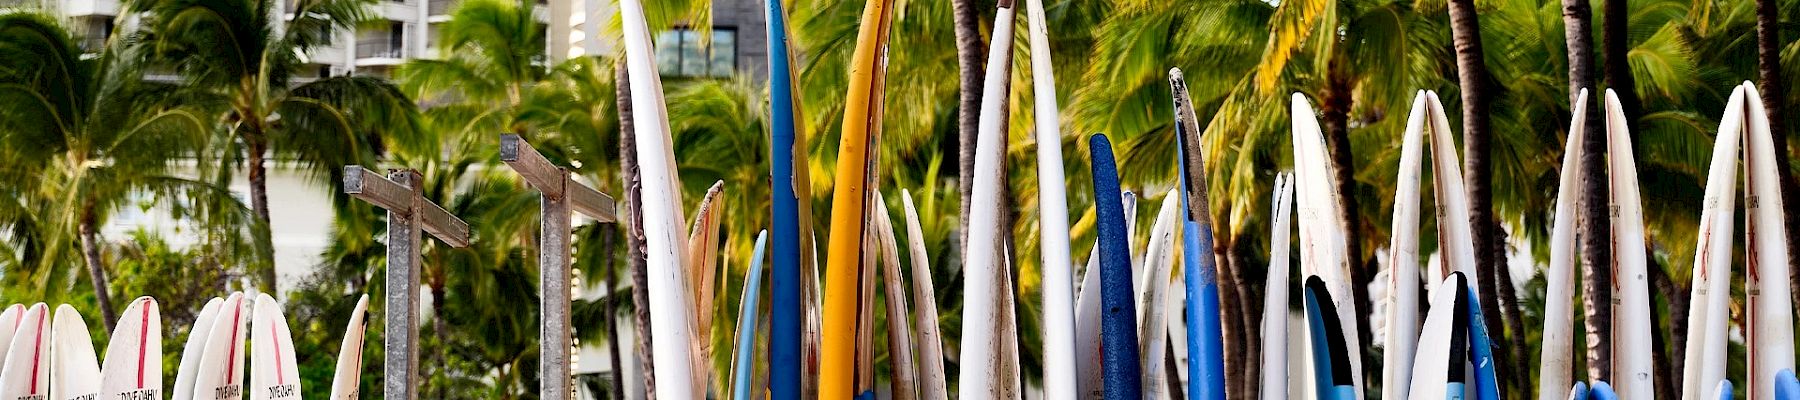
xmin=616 ymin=0 xmax=1800 ymax=394
xmin=0 ymin=293 xmax=368 ymax=400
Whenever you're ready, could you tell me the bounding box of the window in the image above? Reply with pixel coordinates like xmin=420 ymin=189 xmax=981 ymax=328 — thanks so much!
xmin=356 ymin=21 xmax=407 ymax=58
xmin=654 ymin=28 xmax=736 ymax=78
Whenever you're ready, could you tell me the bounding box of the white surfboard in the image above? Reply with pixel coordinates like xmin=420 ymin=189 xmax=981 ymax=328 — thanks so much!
xmin=50 ymin=305 xmax=101 ymax=400
xmin=872 ymin=199 xmax=918 ymax=399
xmin=1742 ymin=82 xmax=1795 ymax=400
xmin=1023 ymin=0 xmax=1076 ymax=394
xmin=250 ymin=294 xmax=301 ymax=400
xmin=0 ymin=303 xmax=51 ymax=399
xmin=1677 ymin=85 xmax=1745 ymax=400
xmin=0 ymin=304 xmax=25 ymax=368
xmin=1260 ymin=173 xmax=1295 ymax=400
xmin=1422 ymin=91 xmax=1479 ymax=283
xmin=618 ymin=0 xmax=697 ymax=393
xmin=1601 ymin=89 xmax=1656 ymax=400
xmin=1139 ymin=191 xmax=1181 ymax=400
xmin=1537 ymin=89 xmax=1591 ymax=400
xmin=1406 ymin=273 xmax=1469 ymax=400
xmin=687 ymin=181 xmax=725 ymax=394
xmin=173 ymin=298 xmax=224 ymax=400
xmin=100 ymin=297 xmax=162 ymax=400
xmin=899 ymin=190 xmax=948 ymax=400
xmin=1382 ymin=91 xmax=1431 ymax=400
xmin=955 ymin=0 xmax=1018 ymax=394
xmin=1074 ymin=236 xmax=1103 ymax=399
xmin=1290 ymin=94 xmax=1363 ymax=398
xmin=327 ymin=295 xmax=368 ymax=400
xmin=191 ymin=292 xmax=249 ymax=400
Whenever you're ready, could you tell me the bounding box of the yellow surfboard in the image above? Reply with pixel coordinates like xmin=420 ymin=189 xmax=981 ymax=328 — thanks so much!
xmin=819 ymin=0 xmax=896 ymax=396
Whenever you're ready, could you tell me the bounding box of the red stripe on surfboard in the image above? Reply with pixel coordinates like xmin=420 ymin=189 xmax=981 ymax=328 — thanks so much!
xmin=226 ymin=300 xmax=242 ymax=382
xmin=271 ymin=322 xmax=285 ymax=385
xmin=138 ymin=301 xmax=152 ymax=388
xmin=29 ymin=308 xmax=44 ymax=393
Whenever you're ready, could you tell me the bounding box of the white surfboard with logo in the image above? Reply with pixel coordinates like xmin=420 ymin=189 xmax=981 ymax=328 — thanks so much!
xmin=100 ymin=297 xmax=162 ymax=400
xmin=250 ymin=294 xmax=301 ymax=400
xmin=0 ymin=303 xmax=51 ymax=400
xmin=191 ymin=293 xmax=249 ymax=400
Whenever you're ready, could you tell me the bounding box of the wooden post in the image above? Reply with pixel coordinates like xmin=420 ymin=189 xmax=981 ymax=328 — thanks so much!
xmin=500 ymin=134 xmax=618 ymax=400
xmin=343 ymin=166 xmax=470 ymax=400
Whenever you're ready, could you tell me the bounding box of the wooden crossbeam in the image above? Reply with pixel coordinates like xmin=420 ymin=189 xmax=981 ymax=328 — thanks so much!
xmin=500 ymin=134 xmax=618 ymax=222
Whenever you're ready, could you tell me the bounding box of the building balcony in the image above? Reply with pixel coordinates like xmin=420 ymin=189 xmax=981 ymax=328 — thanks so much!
xmin=429 ymin=0 xmax=452 ymax=16
xmin=355 ymin=41 xmax=408 ymax=65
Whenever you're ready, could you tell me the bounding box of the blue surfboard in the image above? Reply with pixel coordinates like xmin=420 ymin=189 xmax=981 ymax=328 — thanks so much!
xmin=1090 ymin=133 xmax=1142 ymax=399
xmin=1303 ymin=277 xmax=1356 ymax=400
xmin=1590 ymin=381 xmax=1618 ymax=400
xmin=1567 ymin=382 xmax=1588 ymax=400
xmin=1716 ymin=379 xmax=1735 ymax=400
xmin=1169 ymin=70 xmax=1225 ymax=400
xmin=731 ymin=231 xmax=769 ymax=400
xmin=765 ymin=0 xmax=805 ymax=396
xmin=1460 ymin=275 xmax=1501 ymax=400
xmin=1776 ymin=370 xmax=1799 ymax=400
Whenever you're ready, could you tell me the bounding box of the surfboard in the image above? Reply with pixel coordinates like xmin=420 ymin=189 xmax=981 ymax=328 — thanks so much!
xmin=1680 ymin=85 xmax=1746 ymax=400
xmin=1568 ymin=382 xmax=1589 ymax=400
xmin=689 ymin=181 xmax=726 ymax=395
xmin=1168 ymin=69 xmax=1225 ymax=400
xmin=1775 ymin=370 xmax=1798 ymax=400
xmin=1717 ymin=379 xmax=1735 ymax=400
xmin=250 ymin=294 xmax=301 ymax=400
xmin=1383 ymin=91 xmax=1431 ymax=400
xmin=50 ymin=305 xmax=101 ymax=400
xmin=765 ymin=0 xmax=810 ymax=393
xmin=1422 ymin=92 xmax=1479 ymax=284
xmin=1260 ymin=173 xmax=1296 ymax=400
xmin=0 ymin=304 xmax=25 ymax=368
xmin=1091 ymin=133 xmax=1143 ymax=399
xmin=100 ymin=297 xmax=161 ymax=400
xmin=327 ymin=295 xmax=368 ymax=400
xmin=1023 ymin=0 xmax=1075 ymax=396
xmin=1290 ymin=94 xmax=1364 ymax=399
xmin=1407 ymin=273 xmax=1469 ymax=400
xmin=618 ymin=0 xmax=699 ymax=393
xmin=1139 ymin=191 xmax=1181 ymax=400
xmin=1601 ymin=89 xmax=1656 ymax=400
xmin=1074 ymin=216 xmax=1105 ymax=399
xmin=1590 ymin=381 xmax=1619 ymax=400
xmin=899 ymin=190 xmax=947 ymax=400
xmin=1303 ymin=278 xmax=1357 ymax=400
xmin=0 ymin=303 xmax=49 ymax=400
xmin=818 ymin=0 xmax=897 ymax=393
xmin=732 ymin=231 xmax=770 ymax=400
xmin=1464 ymin=287 xmax=1500 ymax=400
xmin=1742 ymin=82 xmax=1795 ymax=400
xmin=1539 ymin=89 xmax=1591 ymax=400
xmin=191 ymin=292 xmax=248 ymax=400
xmin=872 ymin=199 xmax=919 ymax=400
xmin=173 ymin=298 xmax=223 ymax=400
xmin=955 ymin=0 xmax=1019 ymax=394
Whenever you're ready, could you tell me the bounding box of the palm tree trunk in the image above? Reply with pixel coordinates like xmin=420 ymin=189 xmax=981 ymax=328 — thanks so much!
xmin=1446 ymin=1 xmax=1519 ymax=396
xmin=952 ymin=0 xmax=985 ymax=267
xmin=430 ymin=274 xmax=449 ymax=399
xmin=1318 ymin=61 xmax=1373 ymax=373
xmin=1559 ymin=0 xmax=1610 ymax=381
xmin=1214 ymin=237 xmax=1244 ymax=400
xmin=1649 ymin=256 xmax=1679 ymax=398
xmin=78 ymin=208 xmax=118 ymax=331
xmin=1602 ymin=0 xmax=1639 ymax=122
xmin=1233 ymin=243 xmax=1260 ymax=400
xmin=1754 ymin=0 xmax=1800 ymax=313
xmin=600 ymin=227 xmax=627 ymax=400
xmin=1492 ymin=222 xmax=1528 ymax=396
xmin=245 ymin=131 xmax=277 ymax=293
xmin=616 ymin=62 xmax=657 ymax=399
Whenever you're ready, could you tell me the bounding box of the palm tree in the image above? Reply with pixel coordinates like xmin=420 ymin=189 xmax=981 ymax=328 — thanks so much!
xmin=0 ymin=11 xmax=254 ymax=328
xmin=1557 ymin=0 xmax=1612 ymax=384
xmin=1753 ymin=0 xmax=1800 ymax=313
xmin=132 ymin=0 xmax=421 ymax=292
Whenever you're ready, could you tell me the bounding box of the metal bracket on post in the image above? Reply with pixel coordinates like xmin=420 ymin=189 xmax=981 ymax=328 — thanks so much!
xmin=343 ymin=166 xmax=470 ymax=400
xmin=499 ymin=134 xmax=619 ymax=400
